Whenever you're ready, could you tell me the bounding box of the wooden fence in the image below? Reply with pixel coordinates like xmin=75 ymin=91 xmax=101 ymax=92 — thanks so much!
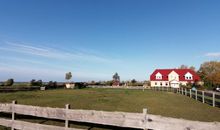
xmin=0 ymin=101 xmax=220 ymax=130
xmin=147 ymin=87 xmax=220 ymax=108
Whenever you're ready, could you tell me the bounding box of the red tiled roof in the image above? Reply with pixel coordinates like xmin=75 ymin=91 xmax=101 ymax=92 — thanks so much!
xmin=150 ymin=69 xmax=200 ymax=81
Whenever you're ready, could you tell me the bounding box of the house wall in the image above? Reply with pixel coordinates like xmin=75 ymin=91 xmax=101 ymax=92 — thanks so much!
xmin=151 ymin=81 xmax=170 ymax=87
xmin=168 ymin=71 xmax=179 ymax=81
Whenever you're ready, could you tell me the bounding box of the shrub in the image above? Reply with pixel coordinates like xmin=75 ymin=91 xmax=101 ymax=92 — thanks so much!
xmin=4 ymin=79 xmax=14 ymax=86
xmin=47 ymin=81 xmax=57 ymax=89
xmin=74 ymin=82 xmax=87 ymax=89
xmin=0 ymin=82 xmax=4 ymax=86
xmin=30 ymin=79 xmax=43 ymax=86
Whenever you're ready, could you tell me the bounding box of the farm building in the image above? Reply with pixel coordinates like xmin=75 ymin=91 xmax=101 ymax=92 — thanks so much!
xmin=150 ymin=69 xmax=200 ymax=88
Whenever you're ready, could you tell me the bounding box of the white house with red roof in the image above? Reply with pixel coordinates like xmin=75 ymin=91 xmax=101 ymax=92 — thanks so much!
xmin=150 ymin=69 xmax=200 ymax=88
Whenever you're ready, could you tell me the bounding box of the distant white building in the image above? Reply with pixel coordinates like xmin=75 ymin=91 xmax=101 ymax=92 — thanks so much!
xmin=150 ymin=69 xmax=200 ymax=88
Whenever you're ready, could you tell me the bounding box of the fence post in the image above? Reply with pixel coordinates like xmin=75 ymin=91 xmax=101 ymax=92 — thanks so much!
xmin=195 ymin=90 xmax=198 ymax=100
xmin=190 ymin=89 xmax=192 ymax=98
xmin=185 ymin=88 xmax=187 ymax=96
xmin=213 ymin=93 xmax=215 ymax=107
xmin=181 ymin=88 xmax=183 ymax=95
xmin=65 ymin=104 xmax=70 ymax=128
xmin=143 ymin=108 xmax=147 ymax=130
xmin=202 ymin=91 xmax=205 ymax=103
xmin=11 ymin=100 xmax=16 ymax=130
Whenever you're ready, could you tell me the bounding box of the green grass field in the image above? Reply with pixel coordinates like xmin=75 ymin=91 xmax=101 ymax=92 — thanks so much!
xmin=0 ymin=88 xmax=220 ymax=122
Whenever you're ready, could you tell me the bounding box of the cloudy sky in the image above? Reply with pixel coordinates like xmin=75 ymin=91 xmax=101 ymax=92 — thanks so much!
xmin=0 ymin=0 xmax=220 ymax=82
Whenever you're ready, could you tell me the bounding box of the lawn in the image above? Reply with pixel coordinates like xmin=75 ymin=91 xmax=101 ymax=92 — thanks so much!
xmin=0 ymin=88 xmax=220 ymax=122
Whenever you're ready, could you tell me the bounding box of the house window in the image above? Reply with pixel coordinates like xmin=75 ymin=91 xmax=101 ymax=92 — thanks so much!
xmin=155 ymin=82 xmax=157 ymax=85
xmin=156 ymin=76 xmax=162 ymax=79
xmin=166 ymin=83 xmax=168 ymax=86
xmin=185 ymin=76 xmax=192 ymax=80
xmin=185 ymin=72 xmax=193 ymax=80
xmin=160 ymin=82 xmax=162 ymax=86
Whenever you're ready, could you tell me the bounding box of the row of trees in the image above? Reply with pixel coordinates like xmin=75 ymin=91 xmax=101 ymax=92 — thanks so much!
xmin=88 ymin=79 xmax=146 ymax=86
xmin=30 ymin=79 xmax=63 ymax=88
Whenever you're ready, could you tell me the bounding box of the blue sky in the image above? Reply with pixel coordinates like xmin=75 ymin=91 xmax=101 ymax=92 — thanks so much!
xmin=0 ymin=0 xmax=220 ymax=82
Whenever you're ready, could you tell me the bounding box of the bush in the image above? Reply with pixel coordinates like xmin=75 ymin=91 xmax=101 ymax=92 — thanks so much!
xmin=46 ymin=81 xmax=57 ymax=89
xmin=46 ymin=81 xmax=65 ymax=89
xmin=4 ymin=79 xmax=14 ymax=86
xmin=30 ymin=79 xmax=43 ymax=86
xmin=74 ymin=82 xmax=87 ymax=89
xmin=0 ymin=82 xmax=4 ymax=86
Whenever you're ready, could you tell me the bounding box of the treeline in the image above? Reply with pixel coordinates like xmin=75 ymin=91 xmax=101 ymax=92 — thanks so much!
xmin=30 ymin=79 xmax=65 ymax=89
xmin=88 ymin=79 xmax=149 ymax=86
xmin=0 ymin=79 xmax=65 ymax=89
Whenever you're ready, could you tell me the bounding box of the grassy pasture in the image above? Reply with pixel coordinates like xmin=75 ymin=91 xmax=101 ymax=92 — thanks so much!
xmin=0 ymin=88 xmax=219 ymax=122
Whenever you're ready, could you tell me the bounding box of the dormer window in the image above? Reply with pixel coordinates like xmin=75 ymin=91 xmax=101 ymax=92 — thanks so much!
xmin=184 ymin=72 xmax=193 ymax=80
xmin=155 ymin=72 xmax=162 ymax=79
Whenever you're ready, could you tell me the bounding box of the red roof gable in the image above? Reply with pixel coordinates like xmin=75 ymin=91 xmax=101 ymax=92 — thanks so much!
xmin=150 ymin=69 xmax=200 ymax=81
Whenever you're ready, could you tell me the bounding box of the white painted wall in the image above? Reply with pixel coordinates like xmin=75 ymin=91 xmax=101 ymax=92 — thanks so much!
xmin=150 ymin=81 xmax=170 ymax=87
xmin=168 ymin=71 xmax=179 ymax=81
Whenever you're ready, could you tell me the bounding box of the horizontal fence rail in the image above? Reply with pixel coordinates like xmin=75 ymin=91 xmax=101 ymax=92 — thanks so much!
xmin=0 ymin=118 xmax=82 ymax=130
xmin=0 ymin=102 xmax=220 ymax=130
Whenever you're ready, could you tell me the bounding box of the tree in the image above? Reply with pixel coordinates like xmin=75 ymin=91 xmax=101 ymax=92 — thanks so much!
xmin=47 ymin=81 xmax=57 ymax=88
xmin=189 ymin=66 xmax=196 ymax=71
xmin=131 ymin=79 xmax=137 ymax=84
xmin=179 ymin=65 xmax=188 ymax=69
xmin=30 ymin=79 xmax=43 ymax=86
xmin=113 ymin=72 xmax=120 ymax=81
xmin=112 ymin=72 xmax=120 ymax=86
xmin=65 ymin=72 xmax=72 ymax=82
xmin=37 ymin=80 xmax=43 ymax=86
xmin=179 ymin=65 xmax=196 ymax=71
xmin=4 ymin=79 xmax=14 ymax=86
xmin=198 ymin=61 xmax=220 ymax=89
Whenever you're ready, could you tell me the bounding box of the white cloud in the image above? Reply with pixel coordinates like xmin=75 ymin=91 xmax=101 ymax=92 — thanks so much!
xmin=205 ymin=52 xmax=220 ymax=57
xmin=0 ymin=41 xmax=122 ymax=81
xmin=0 ymin=41 xmax=121 ymax=63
